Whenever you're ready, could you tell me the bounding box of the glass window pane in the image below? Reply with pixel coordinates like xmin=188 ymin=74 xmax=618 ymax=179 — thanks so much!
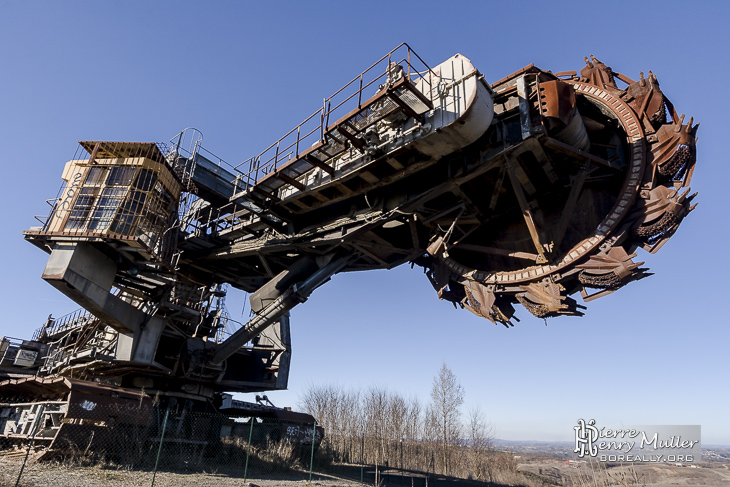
xmin=85 ymin=167 xmax=107 ymax=185
xmin=65 ymin=187 xmax=97 ymax=229
xmin=106 ymin=166 xmax=136 ymax=186
xmin=88 ymin=187 xmax=126 ymax=230
xmin=134 ymin=169 xmax=157 ymax=191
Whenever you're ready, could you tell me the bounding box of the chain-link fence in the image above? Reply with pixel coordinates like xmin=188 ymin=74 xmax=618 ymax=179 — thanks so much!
xmin=0 ymin=403 xmax=337 ymax=487
xmin=1 ymin=403 xmax=524 ymax=487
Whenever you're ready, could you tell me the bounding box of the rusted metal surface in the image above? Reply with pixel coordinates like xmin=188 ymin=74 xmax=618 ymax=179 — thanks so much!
xmin=23 ymin=141 xmax=182 ymax=263
xmin=4 ymin=46 xmax=700 ymax=457
xmin=0 ymin=377 xmax=154 ymax=458
xmin=408 ymin=58 xmax=696 ymax=325
xmin=219 ymin=397 xmax=324 ymax=446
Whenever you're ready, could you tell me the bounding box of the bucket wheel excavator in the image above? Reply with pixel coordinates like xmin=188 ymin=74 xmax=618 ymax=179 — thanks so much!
xmin=0 ymin=44 xmax=698 ymax=454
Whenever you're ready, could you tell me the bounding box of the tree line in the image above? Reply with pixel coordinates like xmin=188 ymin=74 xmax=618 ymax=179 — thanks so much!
xmin=298 ymin=363 xmax=516 ymax=482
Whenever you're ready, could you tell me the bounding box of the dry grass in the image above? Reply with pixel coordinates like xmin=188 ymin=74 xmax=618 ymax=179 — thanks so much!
xmin=1 ymin=458 xmax=361 ymax=487
xmin=569 ymin=461 xmax=646 ymax=487
xmin=254 ymin=439 xmax=304 ymax=472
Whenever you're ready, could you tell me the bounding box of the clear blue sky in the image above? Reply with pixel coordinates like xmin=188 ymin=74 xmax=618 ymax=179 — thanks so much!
xmin=1 ymin=1 xmax=728 ymax=445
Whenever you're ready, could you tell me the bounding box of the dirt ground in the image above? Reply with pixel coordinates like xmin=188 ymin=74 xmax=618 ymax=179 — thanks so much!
xmin=6 ymin=454 xmax=730 ymax=487
xmin=0 ymin=458 xmax=362 ymax=487
xmin=518 ymin=459 xmax=730 ymax=487
xmin=0 ymin=460 xmax=507 ymax=487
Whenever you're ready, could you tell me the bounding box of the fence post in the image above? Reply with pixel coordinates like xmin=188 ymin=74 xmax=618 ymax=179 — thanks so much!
xmin=400 ymin=439 xmax=404 ymax=484
xmin=14 ymin=404 xmax=45 ymax=487
xmin=360 ymin=433 xmax=365 ymax=485
xmin=430 ymin=450 xmax=437 ymax=487
xmin=243 ymin=417 xmax=255 ymax=484
xmin=151 ymin=405 xmax=170 ymax=487
xmin=308 ymin=421 xmax=317 ymax=483
xmin=400 ymin=439 xmax=403 ymax=469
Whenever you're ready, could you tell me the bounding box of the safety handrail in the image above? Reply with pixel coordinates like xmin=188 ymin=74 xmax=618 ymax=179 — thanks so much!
xmin=231 ymin=43 xmax=437 ymax=191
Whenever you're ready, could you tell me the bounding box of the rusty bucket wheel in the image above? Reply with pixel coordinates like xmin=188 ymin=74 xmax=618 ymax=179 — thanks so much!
xmin=426 ymin=78 xmax=654 ymax=322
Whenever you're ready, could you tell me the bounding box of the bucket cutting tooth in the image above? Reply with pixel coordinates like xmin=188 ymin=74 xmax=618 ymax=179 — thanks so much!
xmin=650 ymin=115 xmax=698 ymax=180
xmin=577 ymin=247 xmax=651 ymax=290
xmin=461 ymin=280 xmax=517 ymax=328
xmin=515 ymin=281 xmax=585 ymax=319
xmin=634 ymin=186 xmax=697 ymax=252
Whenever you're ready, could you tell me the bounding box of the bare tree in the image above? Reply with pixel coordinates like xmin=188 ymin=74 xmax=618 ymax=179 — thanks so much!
xmin=430 ymin=362 xmax=464 ymax=475
xmin=340 ymin=389 xmax=360 ymax=462
xmin=298 ymin=383 xmax=331 ymax=429
xmin=467 ymin=406 xmax=493 ymax=481
xmin=404 ymin=396 xmax=422 ymax=467
xmin=297 ymin=381 xmax=517 ymax=482
xmin=363 ymin=386 xmax=389 ymax=465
